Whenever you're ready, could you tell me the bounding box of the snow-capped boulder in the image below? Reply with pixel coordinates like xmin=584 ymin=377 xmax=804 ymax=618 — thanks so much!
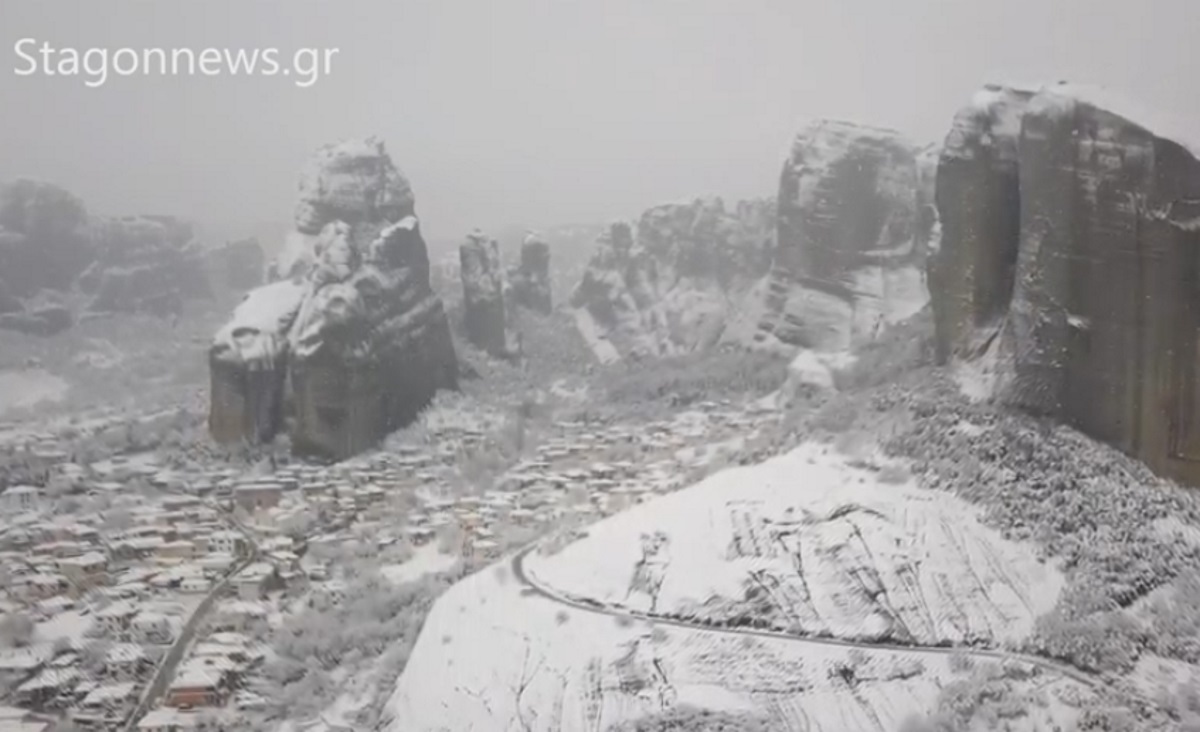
xmin=570 ymin=198 xmax=775 ymax=362
xmin=0 ymin=180 xmax=93 ymax=297
xmin=754 ymin=120 xmax=929 ymax=353
xmin=459 ymin=229 xmax=519 ymax=359
xmin=80 ymin=215 xmax=211 ymax=315
xmin=930 ymin=82 xmax=1200 ymax=487
xmin=509 ymin=231 xmax=553 ymax=314
xmin=208 ymin=279 xmax=307 ymax=444
xmin=209 ymin=138 xmax=458 ymax=459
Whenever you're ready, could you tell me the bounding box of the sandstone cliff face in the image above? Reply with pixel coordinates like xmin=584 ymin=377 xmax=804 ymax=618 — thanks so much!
xmin=80 ymin=215 xmax=211 ymax=315
xmin=929 ymin=86 xmax=1034 ymax=363
xmin=208 ymin=138 xmax=458 ymax=459
xmin=570 ymin=198 xmax=775 ymax=362
xmin=459 ymin=230 xmax=518 ymax=358
xmin=755 ymin=120 xmax=929 ymax=353
xmin=931 ymin=82 xmax=1200 ymax=487
xmin=509 ymin=231 xmax=553 ymax=314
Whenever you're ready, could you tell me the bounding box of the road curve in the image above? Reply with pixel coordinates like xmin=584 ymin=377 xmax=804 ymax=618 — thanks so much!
xmin=510 ymin=544 xmax=1103 ymax=690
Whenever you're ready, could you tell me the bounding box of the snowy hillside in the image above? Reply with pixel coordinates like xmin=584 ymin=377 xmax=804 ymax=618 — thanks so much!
xmin=385 ymin=441 xmax=1095 ymax=731
xmin=524 ymin=442 xmax=1063 ymax=646
xmin=385 ymin=544 xmax=1086 ymax=732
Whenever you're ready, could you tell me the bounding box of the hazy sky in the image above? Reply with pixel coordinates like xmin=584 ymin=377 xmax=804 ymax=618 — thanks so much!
xmin=3 ymin=0 xmax=1199 ymax=243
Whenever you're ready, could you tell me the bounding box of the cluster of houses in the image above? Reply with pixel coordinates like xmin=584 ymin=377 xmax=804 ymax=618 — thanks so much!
xmin=0 ymin=461 xmax=264 ymax=731
xmin=0 ymin=398 xmax=779 ymax=731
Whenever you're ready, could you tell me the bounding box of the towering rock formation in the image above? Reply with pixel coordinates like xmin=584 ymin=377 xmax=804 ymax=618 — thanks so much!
xmin=570 ymin=198 xmax=775 ymax=362
xmin=509 ymin=231 xmax=553 ymax=314
xmin=570 ymin=221 xmax=663 ymax=362
xmin=754 ymin=120 xmax=929 ymax=352
xmin=459 ymin=230 xmax=519 ymax=358
xmin=930 ymin=82 xmax=1200 ymax=487
xmin=0 ymin=180 xmax=93 ymax=297
xmin=208 ymin=138 xmax=458 ymax=460
xmin=929 ymin=86 xmax=1035 ymax=364
xmin=80 ymin=215 xmax=211 ymax=315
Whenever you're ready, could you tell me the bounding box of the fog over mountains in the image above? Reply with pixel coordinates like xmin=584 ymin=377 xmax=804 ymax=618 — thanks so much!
xmin=4 ymin=0 xmax=1200 ymax=236
xmin=5 ymin=3 xmax=1200 ymax=732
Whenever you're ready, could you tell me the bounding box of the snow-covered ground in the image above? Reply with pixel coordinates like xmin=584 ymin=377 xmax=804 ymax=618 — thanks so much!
xmin=0 ymin=369 xmax=68 ymax=416
xmin=380 ymin=545 xmax=459 ymax=586
xmin=526 ymin=442 xmax=1063 ymax=646
xmin=386 ymin=441 xmax=1088 ymax=731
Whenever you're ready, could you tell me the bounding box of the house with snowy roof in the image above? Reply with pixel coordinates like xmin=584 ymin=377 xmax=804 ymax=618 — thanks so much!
xmin=14 ymin=666 xmax=79 ymax=709
xmin=165 ymin=659 xmax=235 ymax=708
xmin=94 ymin=600 xmax=139 ymax=639
xmin=131 ymin=612 xmax=177 ymax=645
xmin=72 ymin=681 xmax=138 ymax=728
xmin=204 ymin=530 xmax=245 ymax=557
xmin=0 ymin=486 xmax=41 ymax=515
xmin=103 ymin=643 xmax=150 ymax=681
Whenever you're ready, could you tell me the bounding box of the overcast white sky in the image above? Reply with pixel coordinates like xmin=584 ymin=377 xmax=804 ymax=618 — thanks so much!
xmin=2 ymin=0 xmax=1198 ymax=242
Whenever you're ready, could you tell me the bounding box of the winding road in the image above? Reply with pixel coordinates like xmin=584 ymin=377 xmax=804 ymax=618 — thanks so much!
xmin=510 ymin=544 xmax=1105 ymax=691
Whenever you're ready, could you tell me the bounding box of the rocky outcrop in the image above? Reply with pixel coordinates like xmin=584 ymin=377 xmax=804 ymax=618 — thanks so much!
xmin=80 ymin=215 xmax=211 ymax=316
xmin=638 ymin=197 xmax=775 ymax=290
xmin=288 ymin=214 xmax=459 ymax=459
xmin=754 ymin=120 xmax=929 ymax=352
xmin=0 ymin=180 xmax=93 ymax=297
xmin=208 ymin=137 xmax=458 ymax=460
xmin=930 ymin=82 xmax=1200 ymax=487
xmin=459 ymin=230 xmax=519 ymax=358
xmin=570 ymin=198 xmax=775 ymax=362
xmin=208 ymin=279 xmax=306 ymax=444
xmin=209 ymin=238 xmax=265 ymax=292
xmin=509 ymin=231 xmax=552 ymax=314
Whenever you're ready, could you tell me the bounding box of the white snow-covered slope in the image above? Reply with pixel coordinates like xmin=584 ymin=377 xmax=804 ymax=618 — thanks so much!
xmin=385 ymin=547 xmax=1082 ymax=732
xmin=386 ymin=442 xmax=1086 ymax=731
xmin=525 ymin=442 xmax=1063 ymax=646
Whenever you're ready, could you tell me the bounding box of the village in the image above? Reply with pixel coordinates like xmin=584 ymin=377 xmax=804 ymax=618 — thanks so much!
xmin=0 ymin=397 xmax=781 ymax=732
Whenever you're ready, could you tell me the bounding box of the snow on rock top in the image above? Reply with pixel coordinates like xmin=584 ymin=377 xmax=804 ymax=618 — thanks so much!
xmin=1031 ymin=82 xmax=1200 ymax=158
xmin=524 ymin=441 xmax=1063 ymax=646
xmin=293 ymin=136 xmax=416 ymax=236
xmin=952 ymin=81 xmax=1200 ymax=161
xmin=210 ymin=279 xmax=307 ymax=368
